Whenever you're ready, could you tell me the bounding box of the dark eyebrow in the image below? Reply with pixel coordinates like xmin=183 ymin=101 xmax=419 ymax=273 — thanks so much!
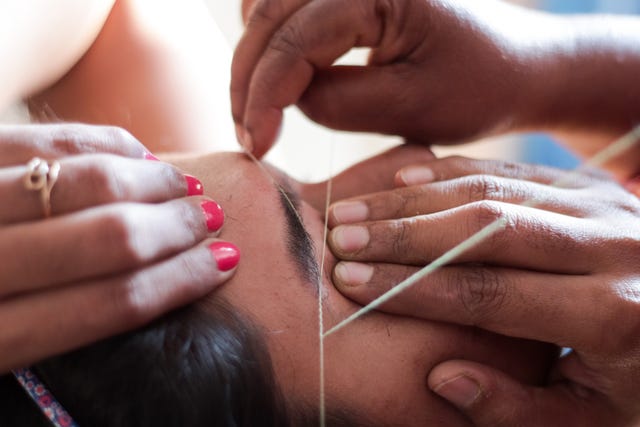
xmin=276 ymin=181 xmax=321 ymax=290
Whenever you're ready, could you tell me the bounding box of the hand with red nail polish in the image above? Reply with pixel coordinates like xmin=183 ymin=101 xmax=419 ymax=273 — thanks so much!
xmin=0 ymin=124 xmax=239 ymax=374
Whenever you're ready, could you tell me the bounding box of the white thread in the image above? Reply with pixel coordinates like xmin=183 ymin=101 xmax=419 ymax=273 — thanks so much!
xmin=317 ymin=144 xmax=334 ymax=427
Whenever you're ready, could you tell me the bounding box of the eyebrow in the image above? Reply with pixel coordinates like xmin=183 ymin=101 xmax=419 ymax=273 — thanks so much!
xmin=275 ymin=181 xmax=321 ymax=290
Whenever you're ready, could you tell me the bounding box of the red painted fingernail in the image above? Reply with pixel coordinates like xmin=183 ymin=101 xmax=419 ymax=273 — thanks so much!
xmin=185 ymin=174 xmax=204 ymax=196
xmin=143 ymin=152 xmax=160 ymax=161
xmin=209 ymin=242 xmax=240 ymax=272
xmin=201 ymin=200 xmax=224 ymax=232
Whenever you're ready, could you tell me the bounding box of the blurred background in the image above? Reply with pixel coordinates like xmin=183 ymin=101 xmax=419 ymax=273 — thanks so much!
xmin=2 ymin=0 xmax=640 ymax=181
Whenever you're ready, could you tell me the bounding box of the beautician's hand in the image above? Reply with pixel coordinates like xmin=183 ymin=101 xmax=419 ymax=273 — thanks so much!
xmin=0 ymin=124 xmax=239 ymax=373
xmin=232 ymin=0 xmax=552 ymax=157
xmin=328 ymin=157 xmax=640 ymax=426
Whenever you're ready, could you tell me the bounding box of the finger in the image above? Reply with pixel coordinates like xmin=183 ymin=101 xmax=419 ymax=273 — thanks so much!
xmin=329 ymin=175 xmax=595 ymax=227
xmin=0 ymin=238 xmax=239 ymax=373
xmin=239 ymin=0 xmax=410 ymax=156
xmin=334 ymin=261 xmax=627 ymax=353
xmin=0 ymin=124 xmax=150 ymax=166
xmin=0 ymin=154 xmax=201 ymax=224
xmin=329 ymin=201 xmax=599 ymax=273
xmin=428 ymin=360 xmax=606 ymax=427
xmin=231 ymin=0 xmax=309 ymax=140
xmin=0 ymin=196 xmax=225 ymax=296
xmin=394 ymin=156 xmax=605 ymax=188
xmin=296 ymin=66 xmax=423 ymax=139
xmin=302 ymin=144 xmax=435 ymax=211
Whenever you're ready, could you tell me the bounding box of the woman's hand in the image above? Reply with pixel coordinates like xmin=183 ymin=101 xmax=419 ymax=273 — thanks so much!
xmin=0 ymin=124 xmax=238 ymax=373
xmin=328 ymin=156 xmax=640 ymax=426
xmin=232 ymin=0 xmax=551 ymax=157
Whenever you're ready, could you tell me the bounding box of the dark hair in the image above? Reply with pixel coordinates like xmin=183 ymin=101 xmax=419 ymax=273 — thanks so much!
xmin=0 ymin=298 xmax=370 ymax=427
xmin=1 ymin=298 xmax=289 ymax=427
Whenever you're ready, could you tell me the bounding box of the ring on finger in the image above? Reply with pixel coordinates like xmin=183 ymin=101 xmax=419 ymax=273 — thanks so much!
xmin=23 ymin=157 xmax=61 ymax=218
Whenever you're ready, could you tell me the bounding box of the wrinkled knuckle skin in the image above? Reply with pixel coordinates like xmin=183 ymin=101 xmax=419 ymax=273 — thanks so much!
xmin=87 ymin=159 xmax=129 ymax=203
xmin=467 ymin=201 xmax=505 ymax=236
xmin=269 ymin=18 xmax=306 ymax=58
xmin=467 ymin=175 xmax=502 ymax=203
xmin=391 ymin=220 xmax=413 ymax=260
xmin=456 ymin=268 xmax=507 ymax=325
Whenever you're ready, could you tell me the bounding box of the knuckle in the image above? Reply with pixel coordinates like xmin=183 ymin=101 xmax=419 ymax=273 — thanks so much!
xmin=50 ymin=124 xmax=91 ymax=155
xmin=100 ymin=208 xmax=146 ymax=265
xmin=467 ymin=200 xmax=506 ymax=233
xmin=467 ymin=175 xmax=503 ymax=202
xmin=102 ymin=126 xmax=138 ymax=148
xmin=108 ymin=275 xmax=151 ymax=326
xmin=455 ymin=267 xmax=508 ymax=324
xmin=269 ymin=18 xmax=306 ymax=57
xmin=391 ymin=219 xmax=415 ymax=259
xmin=86 ymin=158 xmax=130 ymax=202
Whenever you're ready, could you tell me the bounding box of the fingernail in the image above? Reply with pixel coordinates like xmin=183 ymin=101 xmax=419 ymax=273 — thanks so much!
xmin=209 ymin=242 xmax=240 ymax=272
xmin=331 ymin=201 xmax=369 ymax=224
xmin=400 ymin=167 xmax=435 ymax=186
xmin=143 ymin=151 xmax=159 ymax=161
xmin=335 ymin=262 xmax=373 ymax=287
xmin=432 ymin=375 xmax=482 ymax=409
xmin=185 ymin=174 xmax=204 ymax=196
xmin=201 ymin=200 xmax=224 ymax=232
xmin=332 ymin=226 xmax=370 ymax=253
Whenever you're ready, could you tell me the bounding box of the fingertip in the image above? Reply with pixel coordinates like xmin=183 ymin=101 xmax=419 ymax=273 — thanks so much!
xmin=334 ymin=262 xmax=374 ymax=288
xmin=430 ymin=374 xmax=483 ymax=410
xmin=330 ymin=201 xmax=369 ymax=225
xmin=398 ymin=166 xmax=435 ymax=186
xmin=208 ymin=241 xmax=241 ymax=273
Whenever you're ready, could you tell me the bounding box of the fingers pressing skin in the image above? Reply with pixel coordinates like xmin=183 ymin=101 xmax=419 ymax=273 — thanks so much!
xmin=329 ymin=176 xmax=603 ymax=228
xmin=329 ymin=202 xmax=601 ymax=274
xmin=0 ymin=124 xmax=148 ymax=166
xmin=0 ymin=154 xmax=196 ymax=224
xmin=0 ymin=196 xmax=225 ymax=296
xmin=394 ymin=156 xmax=611 ymax=188
xmin=0 ymin=238 xmax=240 ymax=373
xmin=333 ymin=262 xmax=632 ymax=353
xmin=427 ymin=360 xmax=612 ymax=427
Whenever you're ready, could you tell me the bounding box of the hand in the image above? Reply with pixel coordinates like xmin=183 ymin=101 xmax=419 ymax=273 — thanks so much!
xmin=327 ymin=156 xmax=640 ymax=426
xmin=0 ymin=124 xmax=238 ymax=373
xmin=231 ymin=0 xmax=544 ymax=157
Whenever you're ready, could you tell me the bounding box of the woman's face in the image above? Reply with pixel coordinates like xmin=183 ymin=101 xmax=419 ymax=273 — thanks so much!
xmin=174 ymin=151 xmax=552 ymax=426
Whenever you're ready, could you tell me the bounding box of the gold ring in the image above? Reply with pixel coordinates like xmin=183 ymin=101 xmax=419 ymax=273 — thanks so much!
xmin=24 ymin=157 xmax=61 ymax=218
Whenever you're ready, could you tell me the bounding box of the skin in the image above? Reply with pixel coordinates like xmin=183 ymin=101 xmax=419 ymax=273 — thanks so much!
xmin=28 ymin=0 xmax=231 ymax=153
xmin=0 ymin=0 xmax=116 ymax=110
xmin=232 ymin=0 xmax=640 ymax=423
xmin=172 ymin=146 xmax=555 ymax=426
xmin=0 ymin=124 xmax=236 ymax=373
xmin=328 ymin=157 xmax=640 ymax=426
xmin=0 ymin=0 xmax=238 ymax=371
xmin=233 ymin=0 xmax=640 ymax=178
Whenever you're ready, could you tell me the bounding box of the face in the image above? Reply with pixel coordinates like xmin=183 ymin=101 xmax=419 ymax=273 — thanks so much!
xmin=174 ymin=152 xmax=552 ymax=426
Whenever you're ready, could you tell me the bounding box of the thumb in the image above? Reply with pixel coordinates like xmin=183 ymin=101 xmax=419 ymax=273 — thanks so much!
xmin=428 ymin=360 xmax=600 ymax=427
xmin=298 ymin=66 xmax=418 ymax=138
